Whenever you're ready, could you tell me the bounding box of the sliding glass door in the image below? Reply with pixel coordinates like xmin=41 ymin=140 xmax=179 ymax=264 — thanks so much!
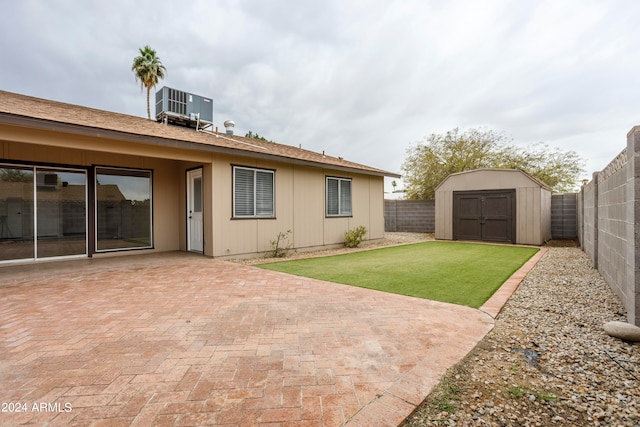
xmin=0 ymin=165 xmax=87 ymax=262
xmin=0 ymin=166 xmax=35 ymax=261
xmin=36 ymin=169 xmax=87 ymax=258
xmin=0 ymin=163 xmax=154 ymax=262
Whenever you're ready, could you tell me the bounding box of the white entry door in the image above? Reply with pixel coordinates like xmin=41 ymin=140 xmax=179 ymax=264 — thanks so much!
xmin=187 ymin=168 xmax=204 ymax=253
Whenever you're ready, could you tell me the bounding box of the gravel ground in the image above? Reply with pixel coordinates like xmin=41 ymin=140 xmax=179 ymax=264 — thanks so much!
xmin=233 ymin=232 xmax=434 ymax=265
xmin=401 ymin=245 xmax=640 ymax=427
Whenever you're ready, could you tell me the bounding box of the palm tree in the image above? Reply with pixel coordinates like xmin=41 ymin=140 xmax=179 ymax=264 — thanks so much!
xmin=132 ymin=45 xmax=166 ymax=120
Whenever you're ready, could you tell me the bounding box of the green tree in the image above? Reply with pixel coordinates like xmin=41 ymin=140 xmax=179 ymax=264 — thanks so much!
xmin=0 ymin=169 xmax=32 ymax=182
xmin=132 ymin=45 xmax=166 ymax=120
xmin=402 ymin=128 xmax=585 ymax=199
xmin=245 ymin=130 xmax=270 ymax=142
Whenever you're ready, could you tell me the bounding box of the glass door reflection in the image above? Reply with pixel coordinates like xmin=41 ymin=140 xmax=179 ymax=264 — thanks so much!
xmin=36 ymin=169 xmax=87 ymax=258
xmin=0 ymin=166 xmax=34 ymax=261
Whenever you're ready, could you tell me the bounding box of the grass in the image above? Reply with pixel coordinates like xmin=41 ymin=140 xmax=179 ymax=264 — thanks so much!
xmin=432 ymin=381 xmax=461 ymax=413
xmin=508 ymin=386 xmax=557 ymax=402
xmin=257 ymin=241 xmax=538 ymax=308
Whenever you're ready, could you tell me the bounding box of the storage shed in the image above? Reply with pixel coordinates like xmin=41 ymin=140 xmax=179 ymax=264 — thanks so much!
xmin=435 ymin=168 xmax=551 ymax=245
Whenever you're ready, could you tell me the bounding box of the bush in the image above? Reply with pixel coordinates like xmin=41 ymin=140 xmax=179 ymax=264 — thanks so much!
xmin=270 ymin=230 xmax=292 ymax=258
xmin=344 ymin=226 xmax=367 ymax=248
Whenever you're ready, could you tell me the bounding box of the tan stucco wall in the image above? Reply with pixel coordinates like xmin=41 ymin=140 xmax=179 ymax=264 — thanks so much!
xmin=209 ymin=154 xmax=385 ymax=258
xmin=1 ymin=123 xmax=387 ymax=261
xmin=435 ymin=169 xmax=551 ymax=245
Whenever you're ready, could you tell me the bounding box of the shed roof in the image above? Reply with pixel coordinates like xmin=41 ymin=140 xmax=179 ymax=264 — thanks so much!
xmin=0 ymin=90 xmax=400 ymax=178
xmin=435 ymin=168 xmax=552 ymax=191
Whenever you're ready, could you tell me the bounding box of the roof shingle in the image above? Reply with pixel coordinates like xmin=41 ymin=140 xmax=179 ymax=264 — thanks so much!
xmin=0 ymin=90 xmax=400 ymax=177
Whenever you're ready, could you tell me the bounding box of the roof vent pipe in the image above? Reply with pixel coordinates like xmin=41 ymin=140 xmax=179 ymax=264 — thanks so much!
xmin=224 ymin=120 xmax=235 ymax=135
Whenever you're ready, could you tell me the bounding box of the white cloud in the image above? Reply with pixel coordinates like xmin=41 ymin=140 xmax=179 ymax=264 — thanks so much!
xmin=2 ymin=0 xmax=640 ymax=188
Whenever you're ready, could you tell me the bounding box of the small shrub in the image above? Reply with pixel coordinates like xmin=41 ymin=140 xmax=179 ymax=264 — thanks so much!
xmin=270 ymin=230 xmax=292 ymax=258
xmin=344 ymin=226 xmax=367 ymax=248
xmin=508 ymin=386 xmax=557 ymax=403
xmin=508 ymin=386 xmax=526 ymax=398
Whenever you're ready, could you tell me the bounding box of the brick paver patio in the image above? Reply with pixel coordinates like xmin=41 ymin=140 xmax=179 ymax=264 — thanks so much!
xmin=0 ymin=252 xmax=497 ymax=426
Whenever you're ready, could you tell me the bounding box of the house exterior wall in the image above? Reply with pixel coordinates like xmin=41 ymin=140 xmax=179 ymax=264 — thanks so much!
xmin=1 ymin=122 xmax=387 ymax=263
xmin=367 ymin=177 xmax=385 ymax=239
xmin=293 ymin=165 xmax=325 ymax=248
xmin=434 ymin=169 xmax=551 ymax=245
xmin=209 ymin=154 xmax=384 ymax=258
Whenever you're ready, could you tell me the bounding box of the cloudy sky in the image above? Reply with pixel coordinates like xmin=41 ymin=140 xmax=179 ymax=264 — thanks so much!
xmin=2 ymin=0 xmax=639 ymax=190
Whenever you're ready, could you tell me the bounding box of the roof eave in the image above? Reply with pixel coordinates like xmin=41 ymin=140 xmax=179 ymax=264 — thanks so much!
xmin=0 ymin=112 xmax=401 ymax=178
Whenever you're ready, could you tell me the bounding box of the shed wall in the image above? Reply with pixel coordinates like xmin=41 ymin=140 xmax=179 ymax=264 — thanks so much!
xmin=435 ymin=169 xmax=551 ymax=245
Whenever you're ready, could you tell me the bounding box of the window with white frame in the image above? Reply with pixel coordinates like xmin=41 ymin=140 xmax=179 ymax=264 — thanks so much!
xmin=233 ymin=166 xmax=275 ymax=218
xmin=326 ymin=177 xmax=352 ymax=216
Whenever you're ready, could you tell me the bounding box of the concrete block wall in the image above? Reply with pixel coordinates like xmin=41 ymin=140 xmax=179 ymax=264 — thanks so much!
xmin=598 ymin=162 xmax=629 ymax=295
xmin=581 ymin=175 xmax=598 ymax=265
xmin=384 ymin=199 xmax=435 ymax=233
xmin=625 ymin=128 xmax=640 ymax=327
xmin=551 ymin=193 xmax=578 ymax=239
xmin=579 ymin=126 xmax=640 ymax=326
xmin=386 ymin=196 xmax=578 ymax=238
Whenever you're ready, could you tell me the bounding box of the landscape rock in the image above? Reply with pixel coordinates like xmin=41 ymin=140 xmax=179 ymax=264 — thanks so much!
xmin=603 ymin=321 xmax=640 ymax=342
xmin=401 ymin=247 xmax=640 ymax=427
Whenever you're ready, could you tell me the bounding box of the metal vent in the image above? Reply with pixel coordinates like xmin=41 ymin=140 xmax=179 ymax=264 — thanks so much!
xmin=224 ymin=120 xmax=235 ymax=135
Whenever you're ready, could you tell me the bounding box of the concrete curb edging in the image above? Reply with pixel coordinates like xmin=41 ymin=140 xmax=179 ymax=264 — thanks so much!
xmin=480 ymin=247 xmax=548 ymax=318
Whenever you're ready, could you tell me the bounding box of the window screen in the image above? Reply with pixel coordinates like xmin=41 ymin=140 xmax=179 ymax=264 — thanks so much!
xmin=233 ymin=166 xmax=274 ymax=218
xmin=326 ymin=177 xmax=352 ymax=216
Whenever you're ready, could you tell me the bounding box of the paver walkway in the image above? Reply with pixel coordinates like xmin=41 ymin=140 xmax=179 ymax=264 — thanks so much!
xmin=0 ymin=252 xmax=495 ymax=426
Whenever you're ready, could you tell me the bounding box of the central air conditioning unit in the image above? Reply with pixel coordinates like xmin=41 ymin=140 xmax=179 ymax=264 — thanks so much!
xmin=155 ymin=86 xmax=213 ymax=129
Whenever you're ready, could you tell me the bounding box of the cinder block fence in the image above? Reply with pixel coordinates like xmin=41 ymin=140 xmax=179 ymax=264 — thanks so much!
xmin=384 ymin=199 xmax=435 ymax=233
xmin=578 ymin=126 xmax=640 ymax=326
xmin=385 ymin=195 xmax=577 ymax=239
xmin=551 ymin=193 xmax=578 ymax=239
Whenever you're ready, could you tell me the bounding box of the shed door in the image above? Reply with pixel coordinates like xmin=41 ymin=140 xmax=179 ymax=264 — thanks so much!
xmin=453 ymin=190 xmax=515 ymax=243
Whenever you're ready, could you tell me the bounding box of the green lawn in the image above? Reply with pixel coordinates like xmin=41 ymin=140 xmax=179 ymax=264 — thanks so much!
xmin=257 ymin=241 xmax=538 ymax=308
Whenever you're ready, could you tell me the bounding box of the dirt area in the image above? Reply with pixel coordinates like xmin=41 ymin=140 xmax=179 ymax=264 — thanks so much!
xmin=544 ymin=239 xmax=580 ymax=247
xmin=233 ymin=232 xmax=435 ymax=265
